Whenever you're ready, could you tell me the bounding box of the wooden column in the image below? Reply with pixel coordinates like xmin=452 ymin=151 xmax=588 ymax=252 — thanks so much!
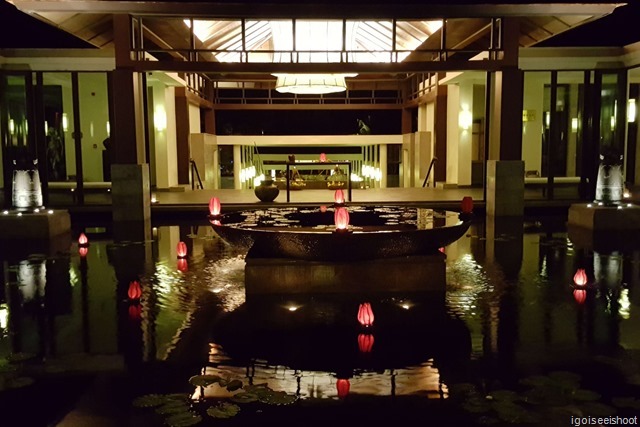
xmin=174 ymin=88 xmax=191 ymax=185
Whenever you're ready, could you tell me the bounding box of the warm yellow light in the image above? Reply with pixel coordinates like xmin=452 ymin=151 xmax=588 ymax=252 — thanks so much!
xmin=629 ymin=99 xmax=637 ymax=123
xmin=62 ymin=113 xmax=69 ymax=131
xmin=571 ymin=118 xmax=578 ymax=133
xmin=274 ymin=74 xmax=355 ymax=94
xmin=154 ymin=108 xmax=167 ymax=131
xmin=9 ymin=119 xmax=15 ymax=135
xmin=459 ymin=108 xmax=472 ymax=130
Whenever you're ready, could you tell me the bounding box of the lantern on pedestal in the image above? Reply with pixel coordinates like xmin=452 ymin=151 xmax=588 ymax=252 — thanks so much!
xmin=177 ymin=241 xmax=188 ymax=258
xmin=209 ymin=197 xmax=221 ymax=217
xmin=357 ymin=302 xmax=374 ymax=327
xmin=573 ymin=268 xmax=588 ymax=287
xmin=334 ymin=207 xmax=350 ymax=232
xmin=319 ymin=153 xmax=327 ymax=162
xmin=336 ymin=379 xmax=350 ymax=399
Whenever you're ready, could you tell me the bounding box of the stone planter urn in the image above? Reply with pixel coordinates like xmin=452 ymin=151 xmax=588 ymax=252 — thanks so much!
xmin=254 ymin=178 xmax=280 ymax=202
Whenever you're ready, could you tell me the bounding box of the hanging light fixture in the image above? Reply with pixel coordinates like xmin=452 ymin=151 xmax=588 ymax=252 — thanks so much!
xmin=274 ymin=73 xmax=355 ymax=95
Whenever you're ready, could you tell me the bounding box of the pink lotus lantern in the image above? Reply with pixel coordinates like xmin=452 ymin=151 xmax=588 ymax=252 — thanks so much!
xmin=358 ymin=333 xmax=374 ymax=353
xmin=177 ymin=241 xmax=188 ymax=258
xmin=319 ymin=153 xmax=327 ymax=162
xmin=461 ymin=196 xmax=474 ymax=214
xmin=573 ymin=268 xmax=588 ymax=287
xmin=334 ymin=207 xmax=350 ymax=231
xmin=357 ymin=302 xmax=374 ymax=327
xmin=209 ymin=197 xmax=221 ymax=216
xmin=573 ymin=289 xmax=587 ymax=305
xmin=336 ymin=379 xmax=350 ymax=399
xmin=177 ymin=258 xmax=188 ymax=273
xmin=78 ymin=246 xmax=88 ymax=257
xmin=334 ymin=189 xmax=345 ymax=205
xmin=78 ymin=232 xmax=89 ymax=247
xmin=320 ymin=205 xmax=327 ymax=213
xmin=128 ymin=280 xmax=142 ymax=300
xmin=438 ymin=247 xmax=445 ymax=254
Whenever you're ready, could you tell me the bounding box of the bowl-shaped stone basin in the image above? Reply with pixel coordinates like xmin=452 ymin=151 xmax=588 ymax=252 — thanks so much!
xmin=210 ymin=205 xmax=471 ymax=262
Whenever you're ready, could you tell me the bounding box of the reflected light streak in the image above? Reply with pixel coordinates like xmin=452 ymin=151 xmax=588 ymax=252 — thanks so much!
xmin=619 ymin=288 xmax=630 ymax=319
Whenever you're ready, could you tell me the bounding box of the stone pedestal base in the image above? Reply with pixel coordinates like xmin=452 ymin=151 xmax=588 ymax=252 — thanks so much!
xmin=245 ymin=254 xmax=445 ymax=295
xmin=0 ymin=209 xmax=70 ymax=239
xmin=486 ymin=160 xmax=524 ymax=217
xmin=568 ymin=203 xmax=640 ymax=230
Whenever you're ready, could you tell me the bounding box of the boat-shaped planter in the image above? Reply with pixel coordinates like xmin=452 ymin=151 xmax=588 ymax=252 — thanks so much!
xmin=210 ymin=205 xmax=471 ymax=262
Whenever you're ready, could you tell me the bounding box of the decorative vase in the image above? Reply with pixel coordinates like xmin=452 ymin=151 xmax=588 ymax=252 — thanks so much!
xmin=254 ymin=178 xmax=280 ymax=202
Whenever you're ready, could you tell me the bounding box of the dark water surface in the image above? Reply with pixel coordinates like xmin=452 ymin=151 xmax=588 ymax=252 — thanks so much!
xmin=1 ymin=217 xmax=639 ymax=426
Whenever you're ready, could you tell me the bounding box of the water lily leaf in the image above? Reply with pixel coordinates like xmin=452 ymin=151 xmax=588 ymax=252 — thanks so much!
xmin=519 ymin=375 xmax=551 ymax=388
xmin=164 ymin=393 xmax=190 ymax=402
xmin=165 ymin=412 xmax=202 ymax=427
xmin=612 ymin=397 xmax=640 ymax=409
xmin=207 ymin=402 xmax=240 ymax=419
xmin=244 ymin=384 xmax=273 ymax=397
xmin=572 ymin=389 xmax=601 ymax=401
xmin=549 ymin=371 xmax=581 ymax=385
xmin=188 ymin=375 xmax=222 ymax=388
xmin=489 ymin=390 xmax=519 ymax=402
xmin=8 ymin=377 xmax=34 ymax=389
xmin=259 ymin=391 xmax=297 ymax=405
xmin=6 ymin=352 xmax=36 ymax=364
xmin=230 ymin=392 xmax=258 ymax=404
xmin=579 ymin=402 xmax=616 ymax=417
xmin=493 ymin=402 xmax=529 ymax=423
xmin=133 ymin=394 xmax=167 ymax=408
xmin=462 ymin=397 xmax=491 ymax=414
xmin=156 ymin=401 xmax=191 ymax=415
xmin=226 ymin=379 xmax=243 ymax=391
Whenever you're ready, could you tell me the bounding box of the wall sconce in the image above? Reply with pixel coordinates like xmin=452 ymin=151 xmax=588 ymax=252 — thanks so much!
xmin=106 ymin=121 xmax=111 ymax=135
xmin=154 ymin=108 xmax=167 ymax=132
xmin=629 ymin=99 xmax=637 ymax=123
xmin=62 ymin=113 xmax=69 ymax=132
xmin=459 ymin=109 xmax=472 ymax=131
xmin=571 ymin=118 xmax=578 ymax=133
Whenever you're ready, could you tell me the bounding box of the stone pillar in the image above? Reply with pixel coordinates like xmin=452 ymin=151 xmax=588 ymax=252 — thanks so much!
xmin=486 ymin=160 xmax=524 ymax=216
xmin=233 ymin=145 xmax=241 ymax=189
xmin=112 ymin=164 xmax=151 ymax=241
xmin=380 ymin=144 xmax=387 ymax=188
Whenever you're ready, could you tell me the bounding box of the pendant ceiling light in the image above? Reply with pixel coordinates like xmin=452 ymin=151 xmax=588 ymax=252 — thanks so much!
xmin=274 ymin=73 xmax=355 ymax=94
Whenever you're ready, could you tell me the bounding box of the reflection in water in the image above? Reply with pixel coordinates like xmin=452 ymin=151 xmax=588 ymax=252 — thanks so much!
xmin=0 ymin=221 xmax=639 ymax=425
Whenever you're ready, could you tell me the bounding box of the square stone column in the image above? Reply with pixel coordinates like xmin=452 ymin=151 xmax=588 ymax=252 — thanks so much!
xmin=486 ymin=160 xmax=524 ymax=217
xmin=112 ymin=164 xmax=151 ymax=241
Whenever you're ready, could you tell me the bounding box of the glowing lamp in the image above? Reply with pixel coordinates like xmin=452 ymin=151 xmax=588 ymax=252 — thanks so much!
xmin=177 ymin=241 xmax=188 ymax=258
xmin=573 ymin=268 xmax=588 ymax=287
xmin=573 ymin=289 xmax=587 ymax=305
xmin=128 ymin=280 xmax=142 ymax=300
xmin=78 ymin=246 xmax=88 ymax=257
xmin=334 ymin=207 xmax=350 ymax=231
xmin=319 ymin=153 xmax=327 ymax=162
xmin=358 ymin=333 xmax=374 ymax=353
xmin=177 ymin=258 xmax=188 ymax=273
xmin=336 ymin=379 xmax=350 ymax=399
xmin=78 ymin=232 xmax=89 ymax=247
xmin=357 ymin=302 xmax=374 ymax=327
xmin=128 ymin=304 xmax=142 ymax=321
xmin=334 ymin=189 xmax=345 ymax=205
xmin=461 ymin=196 xmax=473 ymax=214
xmin=209 ymin=197 xmax=221 ymax=216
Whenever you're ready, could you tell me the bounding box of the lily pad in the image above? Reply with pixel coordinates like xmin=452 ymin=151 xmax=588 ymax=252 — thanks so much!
xmin=156 ymin=401 xmax=191 ymax=415
xmin=8 ymin=377 xmax=34 ymax=389
xmin=226 ymin=379 xmax=243 ymax=391
xmin=519 ymin=375 xmax=551 ymax=388
xmin=612 ymin=397 xmax=640 ymax=409
xmin=489 ymin=390 xmax=519 ymax=402
xmin=549 ymin=371 xmax=581 ymax=386
xmin=230 ymin=392 xmax=258 ymax=404
xmin=244 ymin=384 xmax=273 ymax=397
xmin=188 ymin=375 xmax=222 ymax=388
xmin=165 ymin=412 xmax=202 ymax=427
xmin=207 ymin=402 xmax=241 ymax=419
xmin=259 ymin=391 xmax=297 ymax=406
xmin=133 ymin=394 xmax=168 ymax=408
xmin=572 ymin=389 xmax=601 ymax=401
xmin=6 ymin=352 xmax=36 ymax=364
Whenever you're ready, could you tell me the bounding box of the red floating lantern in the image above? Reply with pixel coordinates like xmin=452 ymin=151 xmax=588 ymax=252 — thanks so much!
xmin=336 ymin=379 xmax=350 ymax=399
xmin=319 ymin=153 xmax=327 ymax=162
xmin=128 ymin=304 xmax=142 ymax=321
xmin=177 ymin=258 xmax=188 ymax=273
xmin=334 ymin=207 xmax=350 ymax=230
xmin=358 ymin=333 xmax=375 ymax=353
xmin=573 ymin=268 xmax=588 ymax=287
xmin=334 ymin=189 xmax=345 ymax=205
xmin=438 ymin=247 xmax=445 ymax=254
xmin=461 ymin=196 xmax=473 ymax=214
xmin=78 ymin=232 xmax=89 ymax=246
xmin=128 ymin=280 xmax=142 ymax=300
xmin=78 ymin=246 xmax=88 ymax=257
xmin=177 ymin=241 xmax=188 ymax=258
xmin=357 ymin=302 xmax=374 ymax=327
xmin=209 ymin=197 xmax=221 ymax=216
xmin=573 ymin=289 xmax=587 ymax=305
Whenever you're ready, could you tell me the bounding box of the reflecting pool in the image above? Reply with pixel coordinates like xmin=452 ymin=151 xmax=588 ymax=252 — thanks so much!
xmin=1 ymin=217 xmax=639 ymax=426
